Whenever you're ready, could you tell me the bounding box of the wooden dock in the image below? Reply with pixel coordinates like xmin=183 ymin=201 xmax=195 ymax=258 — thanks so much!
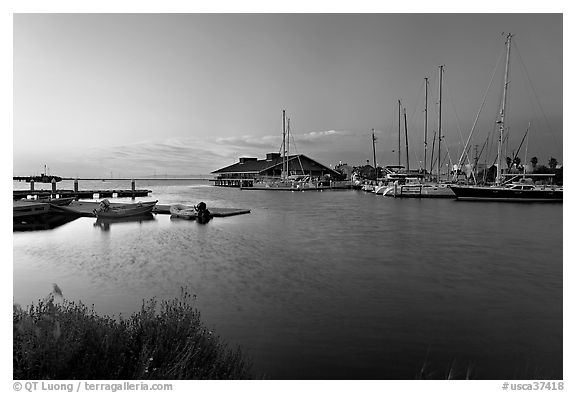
xmin=14 ymin=178 xmax=151 ymax=200
xmin=50 ymin=201 xmax=250 ymax=218
xmin=13 ymin=189 xmax=151 ymax=200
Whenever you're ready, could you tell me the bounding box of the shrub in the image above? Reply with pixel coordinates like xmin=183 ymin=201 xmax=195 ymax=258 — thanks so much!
xmin=13 ymin=289 xmax=252 ymax=379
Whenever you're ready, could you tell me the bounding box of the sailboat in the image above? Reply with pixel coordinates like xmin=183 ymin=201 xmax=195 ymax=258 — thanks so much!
xmin=449 ymin=34 xmax=562 ymax=202
xmin=250 ymin=110 xmax=323 ymax=191
xmin=377 ymin=71 xmax=455 ymax=198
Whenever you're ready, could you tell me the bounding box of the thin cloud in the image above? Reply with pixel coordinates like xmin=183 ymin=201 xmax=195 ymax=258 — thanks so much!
xmin=16 ymin=129 xmax=375 ymax=177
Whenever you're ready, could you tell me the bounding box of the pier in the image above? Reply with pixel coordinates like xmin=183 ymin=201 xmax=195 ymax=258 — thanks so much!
xmin=13 ymin=179 xmax=151 ymax=200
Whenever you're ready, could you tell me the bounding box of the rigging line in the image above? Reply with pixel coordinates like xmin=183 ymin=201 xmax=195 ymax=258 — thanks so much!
xmin=512 ymin=124 xmax=530 ymax=165
xmin=382 ymin=100 xmax=401 ymax=161
xmin=458 ymin=43 xmax=506 ymax=173
xmin=439 ymin=149 xmax=452 ymax=179
xmin=405 ymin=79 xmax=426 ymax=165
xmin=440 ymin=138 xmax=454 ymax=170
xmin=512 ymin=40 xmax=561 ymax=154
xmin=523 ymin=122 xmax=530 ymax=177
xmin=441 ymin=68 xmax=464 ymax=148
xmin=429 ymin=131 xmax=437 ymax=175
xmin=443 ymin=68 xmax=475 ymax=175
xmin=287 ymin=120 xmax=306 ymax=175
xmin=478 ymin=135 xmax=489 ymax=161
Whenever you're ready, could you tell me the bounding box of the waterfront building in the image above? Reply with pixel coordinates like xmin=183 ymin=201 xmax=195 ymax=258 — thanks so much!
xmin=212 ymin=153 xmax=343 ymax=187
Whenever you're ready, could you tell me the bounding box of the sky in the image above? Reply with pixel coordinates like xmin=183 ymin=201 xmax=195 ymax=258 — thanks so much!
xmin=12 ymin=13 xmax=563 ymax=177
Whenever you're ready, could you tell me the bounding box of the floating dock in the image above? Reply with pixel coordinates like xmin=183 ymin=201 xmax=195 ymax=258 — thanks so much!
xmin=50 ymin=201 xmax=250 ymax=218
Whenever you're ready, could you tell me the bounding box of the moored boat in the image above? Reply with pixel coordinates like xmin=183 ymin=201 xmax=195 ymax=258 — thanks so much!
xmin=170 ymin=204 xmax=198 ymax=219
xmin=13 ymin=200 xmax=51 ymax=218
xmin=13 ymin=214 xmax=79 ymax=232
xmin=18 ymin=196 xmax=75 ymax=206
xmin=449 ymin=182 xmax=562 ymax=202
xmin=381 ymin=181 xmax=455 ymax=198
xmin=46 ymin=197 xmax=75 ymax=206
xmin=450 ymin=34 xmax=562 ymax=202
xmin=92 ymin=199 xmax=158 ymax=218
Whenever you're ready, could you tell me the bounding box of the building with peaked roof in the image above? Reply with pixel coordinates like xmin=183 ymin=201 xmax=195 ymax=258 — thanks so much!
xmin=212 ymin=152 xmax=344 ymax=187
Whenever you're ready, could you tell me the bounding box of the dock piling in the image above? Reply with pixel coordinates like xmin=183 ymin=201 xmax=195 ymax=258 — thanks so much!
xmin=51 ymin=178 xmax=57 ymax=194
xmin=30 ymin=180 xmax=34 ymax=191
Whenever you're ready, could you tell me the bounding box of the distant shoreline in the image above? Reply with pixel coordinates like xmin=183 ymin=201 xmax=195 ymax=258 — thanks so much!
xmin=14 ymin=177 xmax=212 ymax=181
xmin=62 ymin=178 xmax=212 ymax=181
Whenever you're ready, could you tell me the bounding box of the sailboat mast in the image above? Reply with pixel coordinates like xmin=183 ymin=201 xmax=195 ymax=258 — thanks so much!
xmin=424 ymin=77 xmax=428 ymax=175
xmin=437 ymin=65 xmax=443 ymax=181
xmin=372 ymin=129 xmax=377 ymax=180
xmin=430 ymin=132 xmax=436 ymax=175
xmin=282 ymin=109 xmax=286 ymax=179
xmin=497 ymin=33 xmax=512 ymax=184
xmin=398 ymin=99 xmax=401 ymax=166
xmin=287 ymin=117 xmax=291 ymax=176
xmin=404 ymin=108 xmax=410 ymax=171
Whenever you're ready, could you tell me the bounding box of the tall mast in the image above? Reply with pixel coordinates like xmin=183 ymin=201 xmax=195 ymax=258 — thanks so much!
xmin=287 ymin=117 xmax=291 ymax=176
xmin=437 ymin=65 xmax=443 ymax=181
xmin=282 ymin=109 xmax=286 ymax=180
xmin=372 ymin=129 xmax=377 ymax=180
xmin=430 ymin=132 xmax=436 ymax=175
xmin=496 ymin=33 xmax=513 ymax=185
xmin=404 ymin=108 xmax=410 ymax=171
xmin=398 ymin=99 xmax=401 ymax=166
xmin=424 ymin=77 xmax=429 ymax=175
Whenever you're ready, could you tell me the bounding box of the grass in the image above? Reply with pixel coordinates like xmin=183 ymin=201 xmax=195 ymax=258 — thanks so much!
xmin=13 ymin=288 xmax=252 ymax=379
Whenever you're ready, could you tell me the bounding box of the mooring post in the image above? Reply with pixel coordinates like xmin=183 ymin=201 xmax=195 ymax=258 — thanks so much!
xmin=74 ymin=178 xmax=79 ymax=193
xmin=30 ymin=179 xmax=34 ymax=191
xmin=131 ymin=179 xmax=135 ymax=192
xmin=51 ymin=178 xmax=57 ymax=195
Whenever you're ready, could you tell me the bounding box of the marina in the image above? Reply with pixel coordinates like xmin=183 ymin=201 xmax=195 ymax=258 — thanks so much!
xmin=12 ymin=13 xmax=563 ymax=383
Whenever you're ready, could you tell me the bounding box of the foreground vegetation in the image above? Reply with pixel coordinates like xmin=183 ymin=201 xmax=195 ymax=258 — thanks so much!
xmin=13 ymin=288 xmax=252 ymax=379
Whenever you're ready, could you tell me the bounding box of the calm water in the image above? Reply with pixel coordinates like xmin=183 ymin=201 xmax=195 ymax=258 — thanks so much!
xmin=13 ymin=180 xmax=563 ymax=379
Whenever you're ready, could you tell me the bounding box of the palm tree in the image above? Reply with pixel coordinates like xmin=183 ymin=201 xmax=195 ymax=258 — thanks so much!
xmin=548 ymin=157 xmax=558 ymax=169
xmin=530 ymin=156 xmax=538 ymax=169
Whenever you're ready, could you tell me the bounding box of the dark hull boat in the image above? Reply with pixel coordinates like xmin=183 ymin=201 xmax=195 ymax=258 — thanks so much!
xmin=92 ymin=200 xmax=158 ymax=218
xmin=19 ymin=197 xmax=75 ymax=206
xmin=452 ymin=34 xmax=562 ymax=202
xmin=13 ymin=214 xmax=79 ymax=232
xmin=449 ymin=184 xmax=562 ymax=202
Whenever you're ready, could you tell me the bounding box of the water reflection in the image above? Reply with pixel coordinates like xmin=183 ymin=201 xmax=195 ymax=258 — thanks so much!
xmin=169 ymin=215 xmax=212 ymax=225
xmin=93 ymin=213 xmax=156 ymax=232
xmin=13 ymin=214 xmax=80 ymax=232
